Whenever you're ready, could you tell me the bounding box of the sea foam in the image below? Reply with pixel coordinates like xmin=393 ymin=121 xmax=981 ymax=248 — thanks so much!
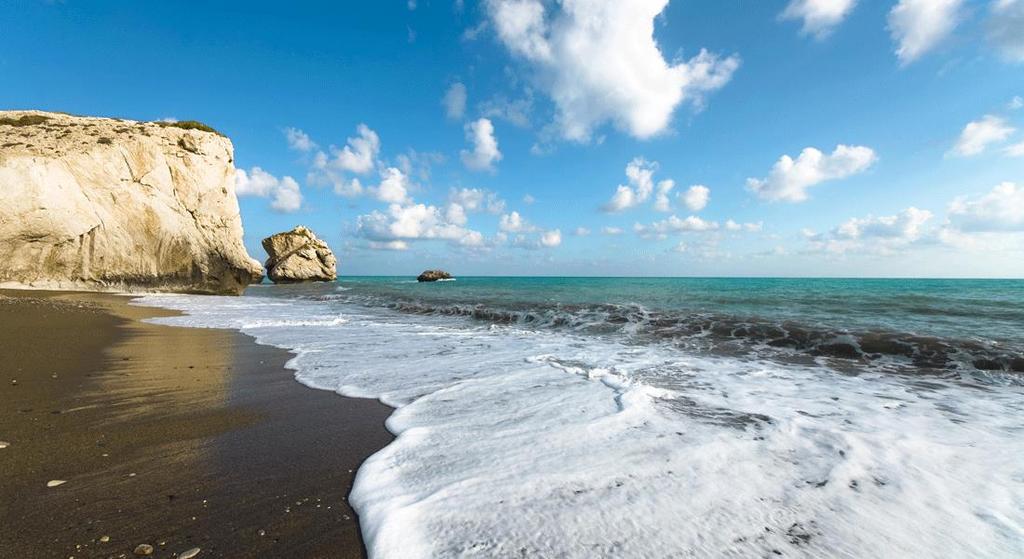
xmin=135 ymin=292 xmax=1024 ymax=558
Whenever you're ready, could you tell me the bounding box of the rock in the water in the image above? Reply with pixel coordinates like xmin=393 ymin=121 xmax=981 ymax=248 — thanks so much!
xmin=417 ymin=270 xmax=453 ymax=282
xmin=262 ymin=226 xmax=337 ymax=283
xmin=133 ymin=543 xmax=154 ymax=556
xmin=0 ymin=110 xmax=264 ymax=295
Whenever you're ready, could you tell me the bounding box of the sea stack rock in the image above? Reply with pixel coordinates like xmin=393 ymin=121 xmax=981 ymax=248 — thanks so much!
xmin=0 ymin=110 xmax=263 ymax=294
xmin=417 ymin=270 xmax=453 ymax=282
xmin=262 ymin=226 xmax=337 ymax=283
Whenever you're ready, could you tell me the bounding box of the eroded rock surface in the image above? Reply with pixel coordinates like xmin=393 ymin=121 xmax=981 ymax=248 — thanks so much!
xmin=0 ymin=111 xmax=263 ymax=294
xmin=262 ymin=226 xmax=337 ymax=283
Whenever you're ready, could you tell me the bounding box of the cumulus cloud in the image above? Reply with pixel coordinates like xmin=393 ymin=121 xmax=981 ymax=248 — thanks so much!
xmin=724 ymin=219 xmax=763 ymax=232
xmin=443 ymin=82 xmax=468 ymax=120
xmin=747 ymin=144 xmax=877 ymax=203
xmin=284 ymin=127 xmax=317 ymax=152
xmin=357 ymin=202 xmax=484 ymax=249
xmin=653 ymin=180 xmax=676 ymax=212
xmin=602 ymin=226 xmax=624 ymax=235
xmin=461 ymin=118 xmax=502 ymax=171
xmin=573 ymin=226 xmax=591 ymax=236
xmin=498 ymin=210 xmax=536 ymax=233
xmin=486 ymin=0 xmax=739 ymax=141
xmin=949 ymin=115 xmax=1016 ymax=157
xmin=947 ymin=182 xmax=1024 ymax=232
xmin=448 ymin=188 xmax=506 ymax=214
xmin=331 ymin=124 xmax=381 ymax=174
xmin=680 ymin=184 xmax=710 ymax=212
xmin=1010 ymin=96 xmax=1024 ymax=110
xmin=988 ymin=0 xmax=1024 ymax=62
xmin=1004 ymin=141 xmax=1024 ymax=157
xmin=371 ymin=167 xmax=412 ymax=203
xmin=634 ymin=215 xmax=719 ymax=239
xmin=234 ymin=167 xmax=303 ymax=213
xmin=540 ymin=229 xmax=562 ymax=247
xmin=887 ymin=0 xmax=963 ymax=64
xmin=522 ymin=194 xmax=536 ymax=205
xmin=780 ymin=0 xmax=858 ymax=39
xmin=805 ymin=207 xmax=934 ymax=254
xmin=603 ymin=158 xmax=678 ymax=213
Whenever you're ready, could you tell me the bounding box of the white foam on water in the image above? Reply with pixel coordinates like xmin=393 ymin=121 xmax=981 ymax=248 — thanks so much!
xmin=134 ymin=293 xmax=1024 ymax=558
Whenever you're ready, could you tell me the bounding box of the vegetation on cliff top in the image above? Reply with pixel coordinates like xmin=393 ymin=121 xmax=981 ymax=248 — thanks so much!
xmin=155 ymin=120 xmax=224 ymax=137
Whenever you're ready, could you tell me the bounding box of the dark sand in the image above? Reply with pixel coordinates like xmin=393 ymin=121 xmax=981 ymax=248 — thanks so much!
xmin=0 ymin=290 xmax=394 ymax=558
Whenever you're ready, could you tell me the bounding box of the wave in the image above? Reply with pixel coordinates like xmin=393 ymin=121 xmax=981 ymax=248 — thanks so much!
xmin=313 ymin=293 xmax=1024 ymax=375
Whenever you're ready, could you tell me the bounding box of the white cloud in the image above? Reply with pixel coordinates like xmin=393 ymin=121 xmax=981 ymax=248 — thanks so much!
xmin=724 ymin=219 xmax=763 ymax=232
xmin=443 ymin=82 xmax=468 ymax=120
xmin=602 ymin=226 xmax=624 ymax=235
xmin=634 ymin=215 xmax=719 ymax=238
xmin=448 ymin=188 xmax=507 ymax=214
xmin=372 ymin=167 xmax=411 ymax=203
xmin=333 ymin=177 xmax=364 ymax=198
xmin=949 ymin=115 xmax=1016 ymax=156
xmin=947 ymin=182 xmax=1024 ymax=232
xmin=480 ymin=91 xmax=534 ymax=128
xmin=804 ymin=207 xmax=934 ymax=254
xmin=284 ymin=127 xmax=316 ymax=152
xmin=602 ymin=158 xmax=661 ymax=212
xmin=887 ymin=0 xmax=963 ymax=64
xmin=573 ymin=226 xmax=591 ymax=236
xmin=486 ymin=0 xmax=740 ymax=141
xmin=523 ymin=194 xmax=536 ymax=205
xmin=461 ymin=118 xmax=502 ymax=171
xmin=498 ymin=210 xmax=536 ymax=233
xmin=988 ymin=0 xmax=1024 ymax=62
xmin=540 ymin=229 xmax=562 ymax=247
xmin=747 ymin=144 xmax=877 ymax=203
xmin=780 ymin=0 xmax=858 ymax=39
xmin=835 ymin=207 xmax=933 ymax=239
xmin=357 ymin=202 xmax=484 ymax=248
xmin=234 ymin=167 xmax=303 ymax=213
xmin=1004 ymin=141 xmax=1024 ymax=157
xmin=1010 ymin=96 xmax=1024 ymax=110
xmin=681 ymin=184 xmax=710 ymax=212
xmin=270 ymin=177 xmax=303 ymax=213
xmin=653 ymin=180 xmax=676 ymax=212
xmin=332 ymin=124 xmax=380 ymax=174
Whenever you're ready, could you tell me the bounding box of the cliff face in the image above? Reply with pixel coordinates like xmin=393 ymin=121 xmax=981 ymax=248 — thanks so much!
xmin=0 ymin=111 xmax=263 ymax=295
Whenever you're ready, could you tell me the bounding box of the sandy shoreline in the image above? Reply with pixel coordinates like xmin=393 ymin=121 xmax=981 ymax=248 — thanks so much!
xmin=0 ymin=289 xmax=394 ymax=558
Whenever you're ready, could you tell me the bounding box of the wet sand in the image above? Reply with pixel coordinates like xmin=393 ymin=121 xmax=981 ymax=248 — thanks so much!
xmin=0 ymin=289 xmax=394 ymax=558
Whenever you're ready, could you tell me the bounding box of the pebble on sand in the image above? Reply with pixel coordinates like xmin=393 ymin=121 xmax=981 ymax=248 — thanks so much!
xmin=46 ymin=480 xmax=67 ymax=488
xmin=0 ymin=441 xmax=9 ymax=449
xmin=133 ymin=543 xmax=154 ymax=556
xmin=179 ymin=547 xmax=201 ymax=559
xmin=99 ymin=536 xmax=110 ymax=543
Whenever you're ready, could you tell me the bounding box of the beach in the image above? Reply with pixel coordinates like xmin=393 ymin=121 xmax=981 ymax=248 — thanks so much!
xmin=0 ymin=289 xmax=393 ymax=559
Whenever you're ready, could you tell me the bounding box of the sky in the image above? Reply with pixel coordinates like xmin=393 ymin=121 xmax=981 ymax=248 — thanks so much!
xmin=2 ymin=0 xmax=1023 ymax=277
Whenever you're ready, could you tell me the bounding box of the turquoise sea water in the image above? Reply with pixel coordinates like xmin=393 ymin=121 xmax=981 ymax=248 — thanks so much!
xmin=288 ymin=276 xmax=1024 ymax=375
xmin=138 ymin=276 xmax=1024 ymax=557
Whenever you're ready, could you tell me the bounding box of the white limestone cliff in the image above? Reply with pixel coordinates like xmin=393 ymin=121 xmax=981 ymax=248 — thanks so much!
xmin=0 ymin=110 xmax=263 ymax=294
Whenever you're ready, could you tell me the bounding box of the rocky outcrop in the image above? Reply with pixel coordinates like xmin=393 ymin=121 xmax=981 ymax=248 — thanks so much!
xmin=0 ymin=111 xmax=263 ymax=294
xmin=417 ymin=270 xmax=453 ymax=282
xmin=262 ymin=226 xmax=337 ymax=283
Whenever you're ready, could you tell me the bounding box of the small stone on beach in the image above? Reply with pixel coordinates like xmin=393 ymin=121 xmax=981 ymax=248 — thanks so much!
xmin=99 ymin=536 xmax=110 ymax=543
xmin=133 ymin=543 xmax=154 ymax=555
xmin=0 ymin=441 xmax=9 ymax=449
xmin=46 ymin=479 xmax=67 ymax=488
xmin=178 ymin=547 xmax=201 ymax=559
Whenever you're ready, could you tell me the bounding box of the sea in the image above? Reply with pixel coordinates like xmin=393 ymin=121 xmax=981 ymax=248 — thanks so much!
xmin=135 ymin=277 xmax=1024 ymax=558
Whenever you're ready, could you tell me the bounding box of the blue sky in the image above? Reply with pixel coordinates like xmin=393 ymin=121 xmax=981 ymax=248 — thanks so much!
xmin=3 ymin=0 xmax=1022 ymax=277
